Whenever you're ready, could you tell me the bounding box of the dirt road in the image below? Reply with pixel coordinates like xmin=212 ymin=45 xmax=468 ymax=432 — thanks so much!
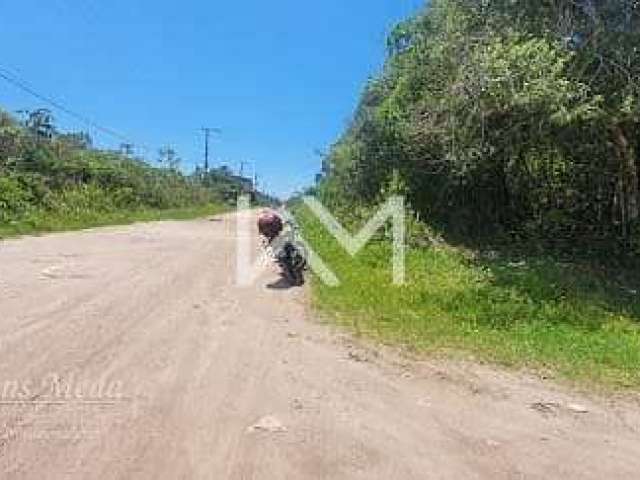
xmin=0 ymin=212 xmax=638 ymax=479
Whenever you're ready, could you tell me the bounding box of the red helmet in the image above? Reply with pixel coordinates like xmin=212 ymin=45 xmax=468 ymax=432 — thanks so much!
xmin=258 ymin=210 xmax=284 ymax=240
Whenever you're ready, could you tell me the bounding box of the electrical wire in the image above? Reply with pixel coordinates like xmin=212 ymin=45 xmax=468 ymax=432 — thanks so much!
xmin=0 ymin=64 xmax=152 ymax=155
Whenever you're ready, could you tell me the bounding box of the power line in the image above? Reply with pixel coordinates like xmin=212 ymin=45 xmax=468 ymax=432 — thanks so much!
xmin=0 ymin=64 xmax=145 ymax=151
xmin=0 ymin=63 xmax=239 ymax=175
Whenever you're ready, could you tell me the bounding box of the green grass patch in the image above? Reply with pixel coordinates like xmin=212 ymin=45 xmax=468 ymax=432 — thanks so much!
xmin=296 ymin=208 xmax=640 ymax=390
xmin=0 ymin=203 xmax=228 ymax=239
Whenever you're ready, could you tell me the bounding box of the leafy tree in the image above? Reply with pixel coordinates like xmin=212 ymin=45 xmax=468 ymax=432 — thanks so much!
xmin=318 ymin=0 xmax=640 ymax=252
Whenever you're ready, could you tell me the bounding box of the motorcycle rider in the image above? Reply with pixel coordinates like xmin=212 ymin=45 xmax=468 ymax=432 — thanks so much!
xmin=257 ymin=210 xmax=306 ymax=285
xmin=257 ymin=209 xmax=284 ymax=242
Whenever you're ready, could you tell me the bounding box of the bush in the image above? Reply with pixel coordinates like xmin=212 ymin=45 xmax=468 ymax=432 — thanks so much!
xmin=0 ymin=175 xmax=32 ymax=222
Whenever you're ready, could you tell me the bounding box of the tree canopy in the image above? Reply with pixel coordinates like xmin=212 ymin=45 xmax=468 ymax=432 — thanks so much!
xmin=317 ymin=0 xmax=640 ymax=253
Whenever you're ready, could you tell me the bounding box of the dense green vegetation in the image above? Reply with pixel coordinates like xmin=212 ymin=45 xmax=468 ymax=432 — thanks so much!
xmin=0 ymin=108 xmax=256 ymax=236
xmin=318 ymin=0 xmax=639 ymax=252
xmin=298 ymin=206 xmax=640 ymax=388
xmin=302 ymin=0 xmax=640 ymax=388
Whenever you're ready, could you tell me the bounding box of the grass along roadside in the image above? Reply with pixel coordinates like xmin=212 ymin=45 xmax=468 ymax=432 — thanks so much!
xmin=296 ymin=208 xmax=640 ymax=390
xmin=0 ymin=203 xmax=228 ymax=239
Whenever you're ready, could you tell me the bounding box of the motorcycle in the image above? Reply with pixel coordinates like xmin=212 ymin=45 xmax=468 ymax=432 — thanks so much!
xmin=275 ymin=234 xmax=307 ymax=286
xmin=260 ymin=215 xmax=307 ymax=286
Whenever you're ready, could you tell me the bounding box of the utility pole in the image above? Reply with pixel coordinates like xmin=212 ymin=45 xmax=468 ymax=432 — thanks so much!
xmin=239 ymin=161 xmax=250 ymax=178
xmin=120 ymin=143 xmax=135 ymax=157
xmin=251 ymin=162 xmax=257 ymax=190
xmin=253 ymin=173 xmax=259 ymax=192
xmin=201 ymin=127 xmax=221 ymax=172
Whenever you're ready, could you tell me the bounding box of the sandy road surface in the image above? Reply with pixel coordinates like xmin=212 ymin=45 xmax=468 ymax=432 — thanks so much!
xmin=0 ymin=212 xmax=638 ymax=479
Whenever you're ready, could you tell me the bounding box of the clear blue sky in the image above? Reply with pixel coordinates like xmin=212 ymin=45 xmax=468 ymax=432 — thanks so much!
xmin=1 ymin=0 xmax=424 ymax=197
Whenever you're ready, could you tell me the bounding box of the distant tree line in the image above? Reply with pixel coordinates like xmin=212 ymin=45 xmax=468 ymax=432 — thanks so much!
xmin=0 ymin=107 xmax=262 ymax=224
